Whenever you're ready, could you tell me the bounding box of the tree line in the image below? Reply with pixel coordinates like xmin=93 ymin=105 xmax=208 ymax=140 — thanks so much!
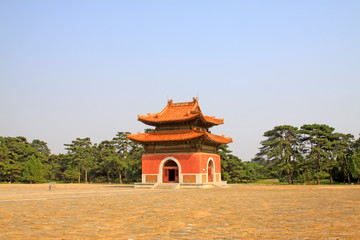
xmin=252 ymin=124 xmax=360 ymax=184
xmin=0 ymin=132 xmax=143 ymax=184
xmin=1 ymin=124 xmax=359 ymax=184
xmin=0 ymin=130 xmax=264 ymax=184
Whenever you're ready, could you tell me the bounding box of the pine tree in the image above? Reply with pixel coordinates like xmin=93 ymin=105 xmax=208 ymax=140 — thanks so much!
xmin=23 ymin=155 xmax=44 ymax=183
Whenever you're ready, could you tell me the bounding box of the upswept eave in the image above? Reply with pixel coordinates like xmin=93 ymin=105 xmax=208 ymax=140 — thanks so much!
xmin=137 ymin=98 xmax=224 ymax=126
xmin=127 ymin=129 xmax=232 ymax=145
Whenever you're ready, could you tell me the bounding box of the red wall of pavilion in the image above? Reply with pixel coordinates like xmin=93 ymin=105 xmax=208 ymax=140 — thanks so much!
xmin=142 ymin=152 xmax=221 ymax=174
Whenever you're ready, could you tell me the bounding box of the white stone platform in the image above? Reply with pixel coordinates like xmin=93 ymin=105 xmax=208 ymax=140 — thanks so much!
xmin=134 ymin=181 xmax=228 ymax=189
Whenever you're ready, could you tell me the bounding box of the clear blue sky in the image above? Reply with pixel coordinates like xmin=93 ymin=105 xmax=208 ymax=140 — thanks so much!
xmin=1 ymin=1 xmax=359 ymax=161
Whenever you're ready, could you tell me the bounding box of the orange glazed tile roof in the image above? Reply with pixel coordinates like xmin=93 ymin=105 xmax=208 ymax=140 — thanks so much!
xmin=138 ymin=98 xmax=224 ymax=126
xmin=127 ymin=129 xmax=233 ymax=144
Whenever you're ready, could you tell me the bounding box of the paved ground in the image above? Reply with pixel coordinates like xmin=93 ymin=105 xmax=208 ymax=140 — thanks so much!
xmin=0 ymin=184 xmax=359 ymax=239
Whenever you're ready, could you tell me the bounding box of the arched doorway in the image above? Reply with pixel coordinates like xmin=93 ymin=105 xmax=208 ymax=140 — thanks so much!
xmin=163 ymin=160 xmax=179 ymax=183
xmin=208 ymin=160 xmax=214 ymax=182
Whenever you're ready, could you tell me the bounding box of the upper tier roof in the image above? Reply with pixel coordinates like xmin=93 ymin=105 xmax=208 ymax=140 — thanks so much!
xmin=138 ymin=98 xmax=224 ymax=127
xmin=127 ymin=129 xmax=233 ymax=145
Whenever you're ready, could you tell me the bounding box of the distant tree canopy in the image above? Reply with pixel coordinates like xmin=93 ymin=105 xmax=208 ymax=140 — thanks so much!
xmin=219 ymin=144 xmax=268 ymax=183
xmin=60 ymin=132 xmax=143 ymax=184
xmin=0 ymin=133 xmax=143 ymax=184
xmin=0 ymin=124 xmax=358 ymax=184
xmin=253 ymin=124 xmax=360 ymax=184
xmin=0 ymin=137 xmax=47 ymax=183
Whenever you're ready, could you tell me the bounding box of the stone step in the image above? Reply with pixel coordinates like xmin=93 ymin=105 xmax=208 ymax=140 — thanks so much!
xmin=134 ymin=183 xmax=157 ymax=189
xmin=154 ymin=183 xmax=180 ymax=189
xmin=212 ymin=181 xmax=229 ymax=188
xmin=180 ymin=183 xmax=214 ymax=189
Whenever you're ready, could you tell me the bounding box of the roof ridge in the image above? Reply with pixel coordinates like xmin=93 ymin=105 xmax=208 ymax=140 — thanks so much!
xmin=169 ymin=97 xmax=198 ymax=107
xmin=171 ymin=102 xmax=194 ymax=107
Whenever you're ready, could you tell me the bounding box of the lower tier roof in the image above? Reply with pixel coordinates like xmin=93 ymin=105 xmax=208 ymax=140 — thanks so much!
xmin=127 ymin=129 xmax=232 ymax=145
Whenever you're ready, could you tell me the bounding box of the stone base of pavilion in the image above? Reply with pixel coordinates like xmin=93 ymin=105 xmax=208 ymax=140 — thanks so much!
xmin=134 ymin=181 xmax=228 ymax=190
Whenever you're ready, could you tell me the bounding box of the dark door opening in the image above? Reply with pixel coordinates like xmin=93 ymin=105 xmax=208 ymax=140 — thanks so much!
xmin=163 ymin=160 xmax=179 ymax=183
xmin=208 ymin=161 xmax=213 ymax=182
xmin=168 ymin=169 xmax=175 ymax=181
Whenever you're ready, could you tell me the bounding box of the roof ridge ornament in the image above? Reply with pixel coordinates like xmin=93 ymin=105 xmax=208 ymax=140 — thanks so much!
xmin=190 ymin=97 xmax=199 ymax=114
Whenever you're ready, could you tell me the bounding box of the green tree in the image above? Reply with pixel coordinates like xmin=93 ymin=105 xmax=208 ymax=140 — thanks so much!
xmin=44 ymin=154 xmax=64 ymax=181
xmin=31 ymin=139 xmax=51 ymax=157
xmin=63 ymin=166 xmax=79 ymax=183
xmin=126 ymin=140 xmax=143 ymax=182
xmin=30 ymin=139 xmax=52 ymax=180
xmin=350 ymin=137 xmax=360 ymax=184
xmin=300 ymin=124 xmax=337 ymax=184
xmin=112 ymin=132 xmax=130 ymax=183
xmin=23 ymin=155 xmax=44 ymax=183
xmin=256 ymin=125 xmax=300 ymax=184
xmin=332 ymin=133 xmax=354 ymax=184
xmin=219 ymin=144 xmax=245 ymax=183
xmin=113 ymin=132 xmax=143 ymax=183
xmin=244 ymin=162 xmax=267 ymax=180
xmin=350 ymin=151 xmax=360 ymax=184
xmin=98 ymin=140 xmax=120 ymax=182
xmin=0 ymin=137 xmax=37 ymax=182
xmin=64 ymin=137 xmax=94 ymax=183
xmin=295 ymin=156 xmax=313 ymax=183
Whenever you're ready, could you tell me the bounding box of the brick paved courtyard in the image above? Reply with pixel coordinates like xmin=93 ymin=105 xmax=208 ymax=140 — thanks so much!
xmin=0 ymin=184 xmax=359 ymax=239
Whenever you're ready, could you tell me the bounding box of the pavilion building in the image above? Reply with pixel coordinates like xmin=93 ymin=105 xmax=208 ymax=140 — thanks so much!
xmin=127 ymin=98 xmax=232 ymax=185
